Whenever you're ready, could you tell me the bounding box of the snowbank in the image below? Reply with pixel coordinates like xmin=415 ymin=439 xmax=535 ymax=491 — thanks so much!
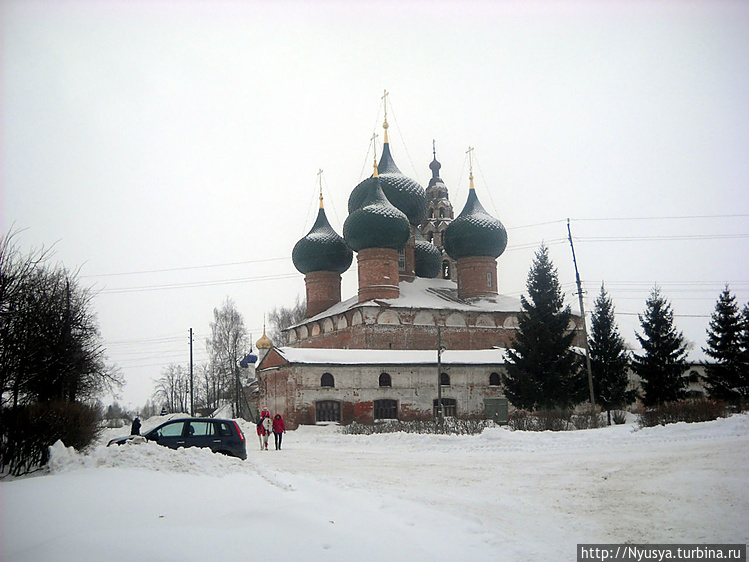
xmin=2 ymin=415 xmax=747 ymax=562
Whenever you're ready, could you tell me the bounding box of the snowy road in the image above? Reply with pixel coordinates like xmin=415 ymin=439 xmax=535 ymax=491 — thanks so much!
xmin=254 ymin=419 xmax=749 ymax=559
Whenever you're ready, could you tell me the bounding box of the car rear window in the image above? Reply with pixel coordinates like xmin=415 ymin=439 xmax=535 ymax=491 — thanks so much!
xmin=218 ymin=422 xmax=233 ymax=437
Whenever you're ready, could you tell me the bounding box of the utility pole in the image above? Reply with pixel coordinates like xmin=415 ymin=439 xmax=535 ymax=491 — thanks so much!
xmin=567 ymin=219 xmax=596 ymax=409
xmin=189 ymin=328 xmax=194 ymax=416
xmin=437 ymin=325 xmax=445 ymax=420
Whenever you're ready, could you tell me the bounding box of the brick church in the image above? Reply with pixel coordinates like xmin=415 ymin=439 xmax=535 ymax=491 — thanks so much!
xmin=256 ymin=105 xmax=582 ymax=428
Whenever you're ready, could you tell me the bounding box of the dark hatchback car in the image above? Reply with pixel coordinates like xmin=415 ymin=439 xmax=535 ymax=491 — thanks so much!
xmin=108 ymin=417 xmax=246 ymax=460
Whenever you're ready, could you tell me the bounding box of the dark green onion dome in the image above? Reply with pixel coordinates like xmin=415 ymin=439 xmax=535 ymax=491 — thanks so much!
xmin=343 ymin=176 xmax=411 ymax=252
xmin=443 ymin=187 xmax=508 ymax=260
xmin=414 ymin=230 xmax=442 ymax=278
xmin=347 ymin=142 xmax=427 ymax=226
xmin=292 ymin=205 xmax=353 ymax=274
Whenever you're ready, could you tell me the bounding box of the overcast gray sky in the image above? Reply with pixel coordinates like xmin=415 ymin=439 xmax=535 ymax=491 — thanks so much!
xmin=3 ymin=0 xmax=748 ymax=408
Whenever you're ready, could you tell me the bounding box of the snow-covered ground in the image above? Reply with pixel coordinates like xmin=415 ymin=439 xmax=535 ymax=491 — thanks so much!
xmin=2 ymin=415 xmax=748 ymax=561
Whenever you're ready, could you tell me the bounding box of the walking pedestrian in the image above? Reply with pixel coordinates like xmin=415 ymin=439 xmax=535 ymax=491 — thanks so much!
xmin=272 ymin=413 xmax=286 ymax=450
xmin=131 ymin=417 xmax=141 ymax=436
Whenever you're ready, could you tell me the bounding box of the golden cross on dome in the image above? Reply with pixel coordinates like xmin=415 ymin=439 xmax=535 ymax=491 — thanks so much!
xmin=371 ymin=132 xmax=379 ymax=177
xmin=381 ymin=89 xmax=389 ymax=143
xmin=467 ymin=146 xmax=475 ymax=189
xmin=317 ymin=168 xmax=324 ymax=208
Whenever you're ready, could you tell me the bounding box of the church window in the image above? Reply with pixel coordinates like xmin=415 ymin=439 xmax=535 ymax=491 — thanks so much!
xmin=429 ymin=209 xmax=434 ymax=219
xmin=321 ymin=373 xmax=335 ymax=387
xmin=439 ymin=208 xmax=445 ymax=219
xmin=442 ymin=261 xmax=451 ymax=279
xmin=433 ymin=398 xmax=457 ymax=418
xmin=440 ymin=372 xmax=451 ymax=386
xmin=398 ymin=248 xmax=406 ymax=271
xmin=316 ymin=400 xmax=341 ymax=422
xmin=487 ymin=272 xmax=492 ymax=287
xmin=374 ymin=399 xmax=398 ymax=420
xmin=379 ymin=373 xmax=392 ymax=387
xmin=489 ymin=372 xmax=501 ymax=386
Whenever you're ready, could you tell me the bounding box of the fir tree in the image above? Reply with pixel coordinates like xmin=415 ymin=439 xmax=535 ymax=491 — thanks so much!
xmin=739 ymin=304 xmax=749 ymax=398
xmin=588 ymin=283 xmax=635 ymax=424
xmin=632 ymin=286 xmax=689 ymax=406
xmin=702 ymin=286 xmax=744 ymax=401
xmin=503 ymin=244 xmax=587 ymax=410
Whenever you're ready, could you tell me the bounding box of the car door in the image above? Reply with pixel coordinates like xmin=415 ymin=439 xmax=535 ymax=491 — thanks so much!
xmin=150 ymin=420 xmax=188 ymax=450
xmin=185 ymin=420 xmax=217 ymax=452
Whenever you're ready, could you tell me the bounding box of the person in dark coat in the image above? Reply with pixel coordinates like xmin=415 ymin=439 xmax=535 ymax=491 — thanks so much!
xmin=272 ymin=413 xmax=286 ymax=450
xmin=131 ymin=417 xmax=141 ymax=436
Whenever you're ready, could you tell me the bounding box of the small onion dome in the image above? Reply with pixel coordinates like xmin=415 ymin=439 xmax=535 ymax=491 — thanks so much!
xmin=429 ymin=154 xmax=441 ymax=179
xmin=343 ymin=177 xmax=410 ymax=251
xmin=348 ymin=143 xmax=427 ymax=226
xmin=239 ymin=352 xmax=258 ymax=368
xmin=414 ymin=230 xmax=442 ymax=278
xmin=256 ymin=329 xmax=272 ymax=350
xmin=292 ymin=206 xmax=353 ymax=274
xmin=443 ymin=188 xmax=508 ymax=260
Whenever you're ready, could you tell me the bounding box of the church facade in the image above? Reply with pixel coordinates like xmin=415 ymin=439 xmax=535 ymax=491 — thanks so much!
xmin=256 ymin=109 xmax=583 ymax=428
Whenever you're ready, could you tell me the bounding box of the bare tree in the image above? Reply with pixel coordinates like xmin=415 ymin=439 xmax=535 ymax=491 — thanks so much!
xmin=206 ymin=297 xmax=249 ymax=418
xmin=152 ymin=364 xmax=190 ymax=414
xmin=267 ymin=295 xmax=306 ymax=347
xmin=1 ymin=228 xmax=122 ymax=407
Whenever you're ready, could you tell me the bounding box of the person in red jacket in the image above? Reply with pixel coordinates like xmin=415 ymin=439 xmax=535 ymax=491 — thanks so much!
xmin=272 ymin=413 xmax=286 ymax=450
xmin=256 ymin=407 xmax=271 ymax=451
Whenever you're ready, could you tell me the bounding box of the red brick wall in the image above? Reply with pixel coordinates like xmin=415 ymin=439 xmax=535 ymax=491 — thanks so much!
xmin=295 ymin=322 xmax=517 ymax=350
xmin=304 ymin=270 xmax=342 ymax=318
xmin=357 ymin=247 xmax=400 ymax=302
xmin=456 ymin=256 xmax=498 ymax=299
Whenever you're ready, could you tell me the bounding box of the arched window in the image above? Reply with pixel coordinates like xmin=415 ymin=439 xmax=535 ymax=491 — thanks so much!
xmin=440 ymin=372 xmax=450 ymax=386
xmin=442 ymin=260 xmax=451 ymax=279
xmin=439 ymin=208 xmax=445 ymax=218
xmin=321 ymin=373 xmax=334 ymax=387
xmin=379 ymin=373 xmax=392 ymax=387
xmin=429 ymin=209 xmax=434 ymax=219
xmin=489 ymin=372 xmax=501 ymax=386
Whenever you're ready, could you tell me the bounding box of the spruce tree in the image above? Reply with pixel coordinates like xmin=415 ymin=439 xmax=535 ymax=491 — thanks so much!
xmin=588 ymin=283 xmax=635 ymax=423
xmin=632 ymin=286 xmax=688 ymax=406
xmin=503 ymin=244 xmax=586 ymax=410
xmin=702 ymin=286 xmax=744 ymax=401
xmin=739 ymin=304 xmax=749 ymax=398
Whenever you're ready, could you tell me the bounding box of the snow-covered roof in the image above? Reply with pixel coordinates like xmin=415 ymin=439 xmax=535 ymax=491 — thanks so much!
xmin=271 ymin=346 xmax=511 ymax=366
xmin=288 ymin=277 xmax=524 ymax=330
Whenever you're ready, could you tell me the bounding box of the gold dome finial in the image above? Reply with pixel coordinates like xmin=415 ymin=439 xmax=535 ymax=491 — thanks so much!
xmin=256 ymin=318 xmax=273 ymax=350
xmin=381 ymin=89 xmax=389 ymax=143
xmin=318 ymin=169 xmax=324 ymax=209
xmin=467 ymin=146 xmax=475 ymax=190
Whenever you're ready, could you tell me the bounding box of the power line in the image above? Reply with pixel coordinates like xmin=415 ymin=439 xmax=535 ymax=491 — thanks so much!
xmin=572 ymin=213 xmax=749 ymax=222
xmin=579 ymin=234 xmax=748 ymax=242
xmin=81 ymin=257 xmax=290 ymax=278
xmin=99 ymin=272 xmax=300 ymax=294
